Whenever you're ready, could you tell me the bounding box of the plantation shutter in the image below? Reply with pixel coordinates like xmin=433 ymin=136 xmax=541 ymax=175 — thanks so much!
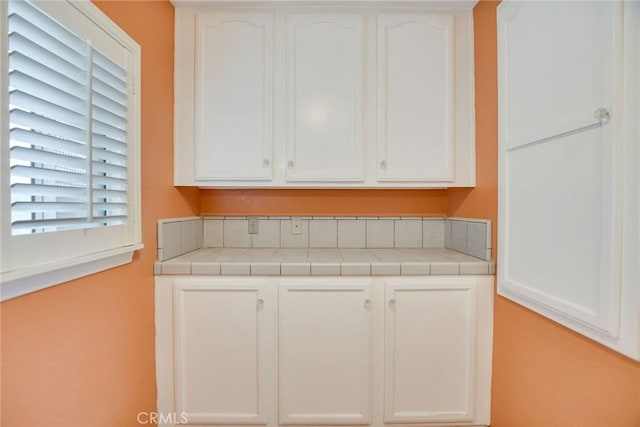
xmin=8 ymin=0 xmax=128 ymax=235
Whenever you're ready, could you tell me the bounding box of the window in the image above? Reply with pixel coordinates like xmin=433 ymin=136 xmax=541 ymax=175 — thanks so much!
xmin=0 ymin=0 xmax=142 ymax=301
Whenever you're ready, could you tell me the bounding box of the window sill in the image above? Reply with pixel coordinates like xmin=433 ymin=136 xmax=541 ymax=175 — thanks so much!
xmin=0 ymin=243 xmax=144 ymax=301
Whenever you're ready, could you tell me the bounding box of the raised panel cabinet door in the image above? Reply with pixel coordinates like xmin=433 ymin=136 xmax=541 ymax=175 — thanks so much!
xmin=173 ymin=280 xmax=277 ymax=425
xmin=285 ymin=13 xmax=365 ymax=182
xmin=498 ymin=2 xmax=622 ymax=339
xmin=377 ymin=13 xmax=455 ymax=182
xmin=279 ymin=280 xmax=373 ymax=424
xmin=384 ymin=280 xmax=478 ymax=423
xmin=195 ymin=11 xmax=273 ymax=180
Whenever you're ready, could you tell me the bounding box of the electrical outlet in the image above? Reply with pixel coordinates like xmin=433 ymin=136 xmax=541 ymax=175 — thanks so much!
xmin=248 ymin=217 xmax=259 ymax=234
xmin=291 ymin=218 xmax=302 ymax=235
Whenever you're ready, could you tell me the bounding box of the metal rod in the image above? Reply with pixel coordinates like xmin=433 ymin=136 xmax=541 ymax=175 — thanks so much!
xmin=507 ymin=108 xmax=611 ymax=153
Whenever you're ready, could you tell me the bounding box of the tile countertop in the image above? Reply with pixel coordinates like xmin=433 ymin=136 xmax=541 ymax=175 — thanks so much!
xmin=154 ymin=248 xmax=495 ymax=276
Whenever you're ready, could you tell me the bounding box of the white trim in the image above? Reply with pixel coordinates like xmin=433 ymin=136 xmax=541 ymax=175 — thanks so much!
xmin=1 ymin=0 xmax=143 ymax=299
xmin=172 ymin=0 xmax=479 ymax=9
xmin=69 ymin=0 xmax=140 ymax=55
xmin=0 ymin=243 xmax=144 ymax=301
xmin=0 ymin=0 xmax=10 ymax=277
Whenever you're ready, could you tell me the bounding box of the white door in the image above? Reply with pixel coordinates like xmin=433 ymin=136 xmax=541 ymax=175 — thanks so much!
xmin=384 ymin=279 xmax=478 ymax=423
xmin=194 ymin=11 xmax=273 ymax=180
xmin=498 ymin=2 xmax=621 ymax=339
xmin=279 ymin=279 xmax=372 ymax=424
xmin=377 ymin=13 xmax=455 ymax=182
xmin=173 ymin=280 xmax=277 ymax=425
xmin=285 ymin=13 xmax=365 ymax=182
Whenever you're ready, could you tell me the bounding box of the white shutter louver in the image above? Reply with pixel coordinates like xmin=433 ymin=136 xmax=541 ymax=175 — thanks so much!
xmin=8 ymin=0 xmax=128 ymax=235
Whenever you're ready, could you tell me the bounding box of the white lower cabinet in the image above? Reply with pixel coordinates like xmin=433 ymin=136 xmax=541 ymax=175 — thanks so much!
xmin=279 ymin=280 xmax=373 ymax=424
xmin=155 ymin=276 xmax=493 ymax=427
xmin=383 ymin=278 xmax=489 ymax=424
xmin=165 ymin=278 xmax=279 ymax=425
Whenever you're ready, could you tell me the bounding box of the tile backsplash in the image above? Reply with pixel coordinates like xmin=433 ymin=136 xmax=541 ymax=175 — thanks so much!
xmin=205 ymin=216 xmax=447 ymax=250
xmin=157 ymin=217 xmax=203 ymax=261
xmin=157 ymin=216 xmax=492 ymax=261
xmin=444 ymin=217 xmax=492 ymax=261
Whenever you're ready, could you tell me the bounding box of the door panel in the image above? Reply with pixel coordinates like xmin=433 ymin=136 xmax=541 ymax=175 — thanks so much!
xmin=195 ymin=11 xmax=273 ymax=180
xmin=286 ymin=13 xmax=365 ymax=182
xmin=174 ymin=281 xmax=276 ymax=424
xmin=384 ymin=281 xmax=477 ymax=423
xmin=498 ymin=1 xmax=621 ymax=337
xmin=279 ymin=281 xmax=372 ymax=424
xmin=377 ymin=13 xmax=455 ymax=182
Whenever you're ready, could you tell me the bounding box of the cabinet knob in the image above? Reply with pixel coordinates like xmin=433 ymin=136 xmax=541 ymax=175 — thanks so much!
xmin=263 ymin=159 xmax=270 ymax=167
xmin=388 ymin=299 xmax=396 ymax=310
xmin=288 ymin=160 xmax=295 ymax=169
xmin=364 ymin=299 xmax=371 ymax=310
xmin=257 ymin=299 xmax=264 ymax=310
xmin=380 ymin=160 xmax=387 ymax=171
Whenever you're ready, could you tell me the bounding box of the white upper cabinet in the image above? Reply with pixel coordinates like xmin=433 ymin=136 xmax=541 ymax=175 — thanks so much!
xmin=498 ymin=1 xmax=640 ymax=360
xmin=174 ymin=2 xmax=477 ymax=188
xmin=286 ymin=13 xmax=365 ymax=182
xmin=194 ymin=11 xmax=273 ymax=180
xmin=377 ymin=13 xmax=454 ymax=182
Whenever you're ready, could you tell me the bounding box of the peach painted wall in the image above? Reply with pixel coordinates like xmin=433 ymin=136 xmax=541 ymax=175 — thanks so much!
xmin=200 ymin=189 xmax=446 ymax=216
xmin=449 ymin=1 xmax=640 ymax=426
xmin=0 ymin=1 xmax=199 ymax=426
xmin=1 ymin=1 xmax=638 ymax=427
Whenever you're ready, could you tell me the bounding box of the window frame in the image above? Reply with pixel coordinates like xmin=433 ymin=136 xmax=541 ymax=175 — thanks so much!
xmin=0 ymin=0 xmax=143 ymax=301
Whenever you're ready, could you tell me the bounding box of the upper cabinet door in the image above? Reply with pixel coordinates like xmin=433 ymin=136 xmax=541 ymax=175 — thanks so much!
xmin=498 ymin=2 xmax=624 ymax=342
xmin=377 ymin=13 xmax=455 ymax=182
xmin=285 ymin=13 xmax=365 ymax=182
xmin=195 ymin=11 xmax=273 ymax=180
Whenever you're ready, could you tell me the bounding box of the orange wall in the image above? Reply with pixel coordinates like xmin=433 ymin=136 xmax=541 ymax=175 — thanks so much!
xmin=0 ymin=1 xmax=199 ymax=426
xmin=200 ymin=189 xmax=446 ymax=216
xmin=450 ymin=1 xmax=640 ymax=426
xmin=2 ymin=1 xmax=639 ymax=426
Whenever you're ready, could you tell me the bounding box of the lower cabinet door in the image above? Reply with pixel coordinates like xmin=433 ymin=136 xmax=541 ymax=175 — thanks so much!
xmin=384 ymin=278 xmax=479 ymax=424
xmin=279 ymin=279 xmax=373 ymax=424
xmin=173 ymin=279 xmax=277 ymax=425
